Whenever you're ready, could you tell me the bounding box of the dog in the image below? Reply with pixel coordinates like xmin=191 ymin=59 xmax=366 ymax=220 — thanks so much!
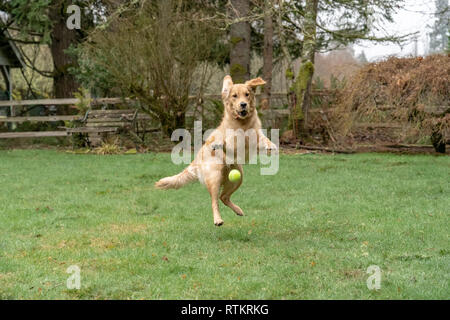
xmin=155 ymin=75 xmax=278 ymax=226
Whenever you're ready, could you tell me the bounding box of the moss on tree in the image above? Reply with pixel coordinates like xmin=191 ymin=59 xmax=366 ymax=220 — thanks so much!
xmin=230 ymin=63 xmax=247 ymax=84
xmin=285 ymin=68 xmax=295 ymax=81
xmin=230 ymin=37 xmax=244 ymax=47
xmin=294 ymin=60 xmax=314 ymax=121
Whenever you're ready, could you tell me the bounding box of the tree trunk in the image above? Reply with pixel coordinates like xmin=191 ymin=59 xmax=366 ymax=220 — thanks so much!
xmin=261 ymin=0 xmax=273 ymax=110
xmin=293 ymin=0 xmax=318 ymax=138
xmin=159 ymin=110 xmax=186 ymax=137
xmin=229 ymin=0 xmax=251 ymax=84
xmin=431 ymin=126 xmax=446 ymax=153
xmin=49 ymin=1 xmax=80 ymax=100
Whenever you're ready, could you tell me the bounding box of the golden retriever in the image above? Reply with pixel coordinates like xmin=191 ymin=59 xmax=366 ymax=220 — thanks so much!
xmin=155 ymin=75 xmax=277 ymax=226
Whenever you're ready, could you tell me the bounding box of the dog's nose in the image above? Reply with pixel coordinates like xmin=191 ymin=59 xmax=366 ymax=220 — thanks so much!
xmin=240 ymin=102 xmax=247 ymax=109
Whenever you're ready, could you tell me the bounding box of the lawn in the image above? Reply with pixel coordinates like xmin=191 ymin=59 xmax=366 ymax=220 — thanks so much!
xmin=0 ymin=149 xmax=448 ymax=299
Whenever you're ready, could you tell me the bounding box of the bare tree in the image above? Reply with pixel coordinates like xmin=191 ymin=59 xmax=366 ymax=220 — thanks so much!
xmin=84 ymin=0 xmax=221 ymax=135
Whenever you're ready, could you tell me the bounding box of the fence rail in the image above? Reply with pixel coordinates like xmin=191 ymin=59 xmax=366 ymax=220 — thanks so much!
xmin=0 ymin=115 xmax=82 ymax=122
xmin=0 ymin=90 xmax=336 ymax=107
xmin=0 ymin=131 xmax=69 ymax=138
xmin=0 ymin=93 xmax=297 ymax=124
xmin=0 ymin=97 xmax=128 ymax=107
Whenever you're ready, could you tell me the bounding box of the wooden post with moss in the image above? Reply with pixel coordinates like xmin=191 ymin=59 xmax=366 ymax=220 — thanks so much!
xmin=261 ymin=0 xmax=274 ymax=110
xmin=293 ymin=0 xmax=318 ymax=138
xmin=229 ymin=0 xmax=251 ymax=83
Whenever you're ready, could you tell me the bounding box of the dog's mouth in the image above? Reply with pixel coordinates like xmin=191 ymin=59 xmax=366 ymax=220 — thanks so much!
xmin=238 ymin=110 xmax=248 ymax=118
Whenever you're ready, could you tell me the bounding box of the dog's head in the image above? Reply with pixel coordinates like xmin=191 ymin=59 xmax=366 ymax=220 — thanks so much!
xmin=221 ymin=75 xmax=266 ymax=120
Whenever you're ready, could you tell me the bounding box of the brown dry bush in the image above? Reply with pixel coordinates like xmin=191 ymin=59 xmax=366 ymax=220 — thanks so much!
xmin=330 ymin=54 xmax=450 ymax=149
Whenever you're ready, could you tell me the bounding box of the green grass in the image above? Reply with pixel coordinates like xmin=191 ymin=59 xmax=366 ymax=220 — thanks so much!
xmin=0 ymin=149 xmax=448 ymax=299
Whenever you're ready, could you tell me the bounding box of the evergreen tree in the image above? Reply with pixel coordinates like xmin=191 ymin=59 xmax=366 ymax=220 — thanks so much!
xmin=429 ymin=0 xmax=450 ymax=53
xmin=357 ymin=50 xmax=368 ymax=64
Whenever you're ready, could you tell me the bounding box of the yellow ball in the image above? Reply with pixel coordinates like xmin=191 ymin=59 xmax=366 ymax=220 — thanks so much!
xmin=228 ymin=169 xmax=241 ymax=182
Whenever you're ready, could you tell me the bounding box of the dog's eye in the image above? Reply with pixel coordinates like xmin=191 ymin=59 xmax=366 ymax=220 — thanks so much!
xmin=245 ymin=93 xmax=249 ymax=97
xmin=232 ymin=94 xmax=237 ymax=98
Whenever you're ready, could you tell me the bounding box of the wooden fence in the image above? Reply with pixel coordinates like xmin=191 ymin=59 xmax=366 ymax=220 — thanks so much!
xmin=0 ymin=90 xmax=447 ymax=152
xmin=0 ymin=92 xmax=318 ymax=139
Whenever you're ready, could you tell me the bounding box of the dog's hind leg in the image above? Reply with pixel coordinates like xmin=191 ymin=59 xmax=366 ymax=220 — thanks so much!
xmin=205 ymin=170 xmax=225 ymax=226
xmin=220 ymin=166 xmax=244 ymax=216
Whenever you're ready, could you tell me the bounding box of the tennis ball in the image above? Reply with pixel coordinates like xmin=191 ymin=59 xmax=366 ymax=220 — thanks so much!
xmin=228 ymin=169 xmax=241 ymax=182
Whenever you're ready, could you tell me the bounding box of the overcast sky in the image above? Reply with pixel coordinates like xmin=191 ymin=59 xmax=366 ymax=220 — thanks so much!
xmin=353 ymin=0 xmax=442 ymax=61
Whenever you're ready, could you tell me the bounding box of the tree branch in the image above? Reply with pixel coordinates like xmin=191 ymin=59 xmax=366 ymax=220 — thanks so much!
xmin=20 ymin=48 xmax=54 ymax=78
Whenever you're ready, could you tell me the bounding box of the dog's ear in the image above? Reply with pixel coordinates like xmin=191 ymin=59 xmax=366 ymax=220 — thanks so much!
xmin=222 ymin=75 xmax=233 ymax=100
xmin=245 ymin=77 xmax=266 ymax=90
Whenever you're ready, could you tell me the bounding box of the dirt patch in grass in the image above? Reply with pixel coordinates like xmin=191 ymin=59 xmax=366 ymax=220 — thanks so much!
xmin=108 ymin=223 xmax=148 ymax=234
xmin=340 ymin=269 xmax=364 ymax=279
xmin=89 ymin=237 xmax=121 ymax=250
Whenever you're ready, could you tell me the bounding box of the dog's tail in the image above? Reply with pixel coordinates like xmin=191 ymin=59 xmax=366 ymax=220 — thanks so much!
xmin=155 ymin=167 xmax=197 ymax=190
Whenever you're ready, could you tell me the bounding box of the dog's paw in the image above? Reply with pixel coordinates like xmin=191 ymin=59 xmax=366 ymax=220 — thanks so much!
xmin=214 ymin=219 xmax=224 ymax=226
xmin=263 ymin=141 xmax=278 ymax=154
xmin=266 ymin=142 xmax=278 ymax=150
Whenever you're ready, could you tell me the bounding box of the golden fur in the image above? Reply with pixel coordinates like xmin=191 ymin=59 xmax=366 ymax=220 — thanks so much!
xmin=155 ymin=75 xmax=277 ymax=226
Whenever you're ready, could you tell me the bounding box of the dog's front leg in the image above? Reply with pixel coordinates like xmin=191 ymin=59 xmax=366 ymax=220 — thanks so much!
xmin=257 ymin=129 xmax=278 ymax=152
